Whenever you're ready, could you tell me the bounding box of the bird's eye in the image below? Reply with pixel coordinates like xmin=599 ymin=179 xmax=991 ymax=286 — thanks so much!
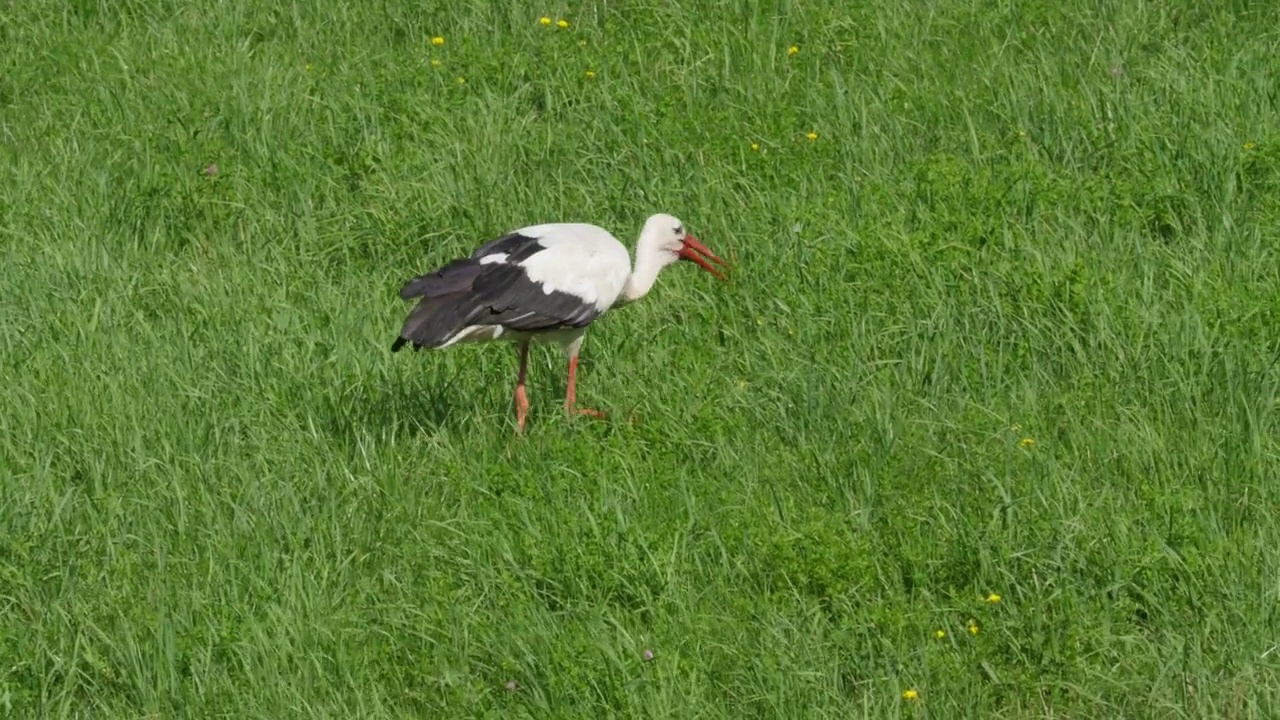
xmin=674 ymin=225 xmax=683 ymax=234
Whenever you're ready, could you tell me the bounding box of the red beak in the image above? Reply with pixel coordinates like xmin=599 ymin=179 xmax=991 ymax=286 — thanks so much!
xmin=677 ymin=234 xmax=729 ymax=281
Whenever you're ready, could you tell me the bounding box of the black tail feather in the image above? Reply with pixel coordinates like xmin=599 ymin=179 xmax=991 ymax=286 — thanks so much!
xmin=394 ymin=259 xmax=489 ymax=352
xmin=393 ymin=290 xmax=490 ymax=351
xmin=399 ymin=259 xmax=484 ymax=300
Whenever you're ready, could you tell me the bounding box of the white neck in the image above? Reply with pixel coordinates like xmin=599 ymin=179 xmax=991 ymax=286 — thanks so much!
xmin=619 ymin=243 xmax=664 ymax=305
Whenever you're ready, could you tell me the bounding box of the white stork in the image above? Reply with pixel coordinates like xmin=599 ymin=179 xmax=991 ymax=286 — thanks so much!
xmin=391 ymin=213 xmax=729 ymax=432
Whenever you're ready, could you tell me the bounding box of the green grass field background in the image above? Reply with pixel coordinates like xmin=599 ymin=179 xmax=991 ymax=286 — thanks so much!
xmin=2 ymin=1 xmax=1279 ymax=716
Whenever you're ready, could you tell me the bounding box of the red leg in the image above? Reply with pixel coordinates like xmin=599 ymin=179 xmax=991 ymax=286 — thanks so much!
xmin=514 ymin=341 xmax=530 ymax=433
xmin=565 ymin=353 xmax=606 ymax=419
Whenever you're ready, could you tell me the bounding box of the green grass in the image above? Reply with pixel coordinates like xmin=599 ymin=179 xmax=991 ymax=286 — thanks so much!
xmin=2 ymin=0 xmax=1280 ymax=716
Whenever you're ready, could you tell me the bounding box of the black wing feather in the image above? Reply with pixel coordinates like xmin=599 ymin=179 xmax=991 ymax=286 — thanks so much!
xmin=473 ymin=264 xmax=602 ymax=331
xmin=393 ymin=233 xmax=600 ymax=351
xmin=470 ymin=232 xmax=547 ymax=264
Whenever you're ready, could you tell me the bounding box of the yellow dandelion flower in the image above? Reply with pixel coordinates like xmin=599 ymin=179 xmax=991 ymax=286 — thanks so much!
xmin=456 ymin=76 xmax=466 ymax=84
xmin=987 ymin=593 xmax=1002 ymax=603
xmin=750 ymin=142 xmax=760 ymax=151
xmin=934 ymin=629 xmax=946 ymax=639
xmin=787 ymin=45 xmax=799 ymax=56
xmin=902 ymin=689 xmax=919 ymax=701
xmin=968 ymin=620 xmax=980 ymax=635
xmin=539 ymin=16 xmax=552 ymax=25
xmin=557 ymin=19 xmax=569 ymax=28
xmin=1019 ymin=437 xmax=1036 ymax=448
xmin=585 ymin=70 xmax=596 ymax=78
xmin=806 ymin=132 xmax=818 ymax=141
xmin=1244 ymin=141 xmax=1257 ymax=150
xmin=430 ymin=59 xmax=441 ymax=67
xmin=431 ymin=36 xmax=445 ymax=46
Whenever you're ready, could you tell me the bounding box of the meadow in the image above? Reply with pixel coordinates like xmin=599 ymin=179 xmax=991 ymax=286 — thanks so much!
xmin=2 ymin=0 xmax=1279 ymax=716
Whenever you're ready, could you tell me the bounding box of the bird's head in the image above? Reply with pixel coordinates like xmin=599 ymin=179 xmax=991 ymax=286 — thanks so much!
xmin=640 ymin=213 xmax=729 ymax=281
